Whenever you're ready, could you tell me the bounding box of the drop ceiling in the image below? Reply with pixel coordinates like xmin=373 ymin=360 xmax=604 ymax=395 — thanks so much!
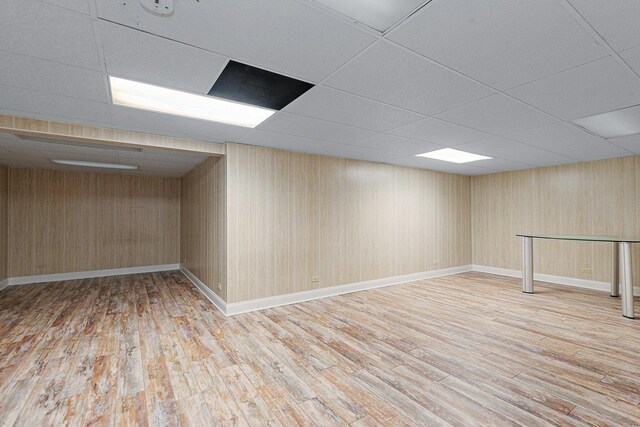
xmin=0 ymin=0 xmax=639 ymax=175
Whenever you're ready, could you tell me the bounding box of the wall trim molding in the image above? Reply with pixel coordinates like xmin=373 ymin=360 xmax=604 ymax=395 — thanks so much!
xmin=5 ymin=264 xmax=181 ymax=286
xmin=0 ymin=278 xmax=8 ymax=292
xmin=225 ymin=265 xmax=473 ymax=316
xmin=472 ymin=265 xmax=640 ymax=295
xmin=180 ymin=266 xmax=227 ymax=315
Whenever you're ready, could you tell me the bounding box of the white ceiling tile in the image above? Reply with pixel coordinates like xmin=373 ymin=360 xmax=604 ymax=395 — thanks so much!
xmin=507 ymin=57 xmax=640 ymax=120
xmin=506 ymin=122 xmax=603 ymax=149
xmin=456 ymin=137 xmax=578 ymax=166
xmin=96 ymin=0 xmax=375 ymax=82
xmin=620 ymin=45 xmax=640 ymax=78
xmin=0 ymin=0 xmax=100 ymax=70
xmin=110 ymin=105 xmax=251 ymax=143
xmin=0 ymin=84 xmax=112 ymax=126
xmin=325 ymin=41 xmax=493 ymax=115
xmin=257 ymin=112 xmax=377 ymax=144
xmin=389 ymin=117 xmax=490 ymax=146
xmin=352 ymin=134 xmax=442 ymax=156
xmin=389 ymin=0 xmax=607 ymax=90
xmin=40 ymin=0 xmax=90 ymax=14
xmin=322 ymin=144 xmax=406 ymax=164
xmin=241 ymin=130 xmax=343 ymax=155
xmin=96 ymin=21 xmax=228 ymax=94
xmin=545 ymin=140 xmax=631 ymax=161
xmin=567 ymin=0 xmax=640 ymax=52
xmin=0 ymin=51 xmax=107 ymax=102
xmin=608 ymin=134 xmax=640 ymax=154
xmin=284 ymin=86 xmax=424 ymax=132
xmin=435 ymin=94 xmax=556 ymax=136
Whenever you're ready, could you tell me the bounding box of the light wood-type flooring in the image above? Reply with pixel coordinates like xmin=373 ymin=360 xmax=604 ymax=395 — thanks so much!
xmin=1 ymin=271 xmax=639 ymax=426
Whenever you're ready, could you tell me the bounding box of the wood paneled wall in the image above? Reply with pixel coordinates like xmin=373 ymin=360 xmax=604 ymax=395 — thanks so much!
xmin=0 ymin=166 xmax=7 ymax=282
xmin=180 ymin=157 xmax=226 ymax=299
xmin=226 ymin=143 xmax=472 ymax=303
xmin=472 ymin=156 xmax=640 ymax=283
xmin=8 ymin=169 xmax=180 ymax=277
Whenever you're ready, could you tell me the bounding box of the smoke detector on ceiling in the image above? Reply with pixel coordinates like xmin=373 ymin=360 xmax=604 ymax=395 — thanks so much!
xmin=139 ymin=0 xmax=174 ymax=16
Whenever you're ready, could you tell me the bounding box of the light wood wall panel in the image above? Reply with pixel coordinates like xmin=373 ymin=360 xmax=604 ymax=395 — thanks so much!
xmin=180 ymin=156 xmax=226 ymax=299
xmin=226 ymin=143 xmax=472 ymax=303
xmin=0 ymin=166 xmax=7 ymax=282
xmin=8 ymin=168 xmax=180 ymax=277
xmin=471 ymin=156 xmax=640 ymax=283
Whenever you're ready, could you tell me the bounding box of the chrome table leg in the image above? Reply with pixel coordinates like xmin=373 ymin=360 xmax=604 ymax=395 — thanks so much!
xmin=523 ymin=237 xmax=533 ymax=294
xmin=611 ymin=242 xmax=620 ymax=297
xmin=621 ymin=242 xmax=634 ymax=319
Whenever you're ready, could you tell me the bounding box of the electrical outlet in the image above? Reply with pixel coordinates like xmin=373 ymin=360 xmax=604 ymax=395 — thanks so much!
xmin=581 ymin=267 xmax=592 ymax=275
xmin=217 ymin=282 xmax=222 ymax=291
xmin=311 ymin=276 xmax=320 ymax=283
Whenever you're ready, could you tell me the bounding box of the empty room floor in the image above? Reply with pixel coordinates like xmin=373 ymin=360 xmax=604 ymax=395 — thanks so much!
xmin=1 ymin=271 xmax=639 ymax=426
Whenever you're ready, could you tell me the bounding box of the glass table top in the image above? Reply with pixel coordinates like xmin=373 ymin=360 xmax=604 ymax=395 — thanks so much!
xmin=516 ymin=234 xmax=640 ymax=243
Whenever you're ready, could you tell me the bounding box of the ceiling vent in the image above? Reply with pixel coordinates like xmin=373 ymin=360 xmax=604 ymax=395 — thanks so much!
xmin=208 ymin=61 xmax=314 ymax=110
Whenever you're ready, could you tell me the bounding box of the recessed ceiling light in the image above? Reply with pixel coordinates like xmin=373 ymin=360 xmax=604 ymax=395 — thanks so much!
xmin=109 ymin=76 xmax=275 ymax=128
xmin=572 ymin=104 xmax=640 ymax=139
xmin=51 ymin=159 xmax=139 ymax=170
xmin=312 ymin=0 xmax=429 ymax=32
xmin=416 ymin=148 xmax=491 ymax=163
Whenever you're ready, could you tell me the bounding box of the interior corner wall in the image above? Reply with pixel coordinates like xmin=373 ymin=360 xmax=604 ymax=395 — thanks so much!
xmin=225 ymin=142 xmax=472 ymax=304
xmin=180 ymin=156 xmax=227 ymax=300
xmin=7 ymin=168 xmax=180 ymax=278
xmin=471 ymin=155 xmax=640 ymax=283
xmin=0 ymin=165 xmax=7 ymax=283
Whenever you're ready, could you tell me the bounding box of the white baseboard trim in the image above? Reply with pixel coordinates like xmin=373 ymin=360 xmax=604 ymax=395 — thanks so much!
xmin=0 ymin=278 xmax=8 ymax=292
xmin=180 ymin=264 xmax=472 ymax=316
xmin=472 ymin=265 xmax=640 ymax=296
xmin=225 ymin=265 xmax=473 ymax=316
xmin=179 ymin=266 xmax=227 ymax=315
xmin=6 ymin=264 xmax=181 ymax=286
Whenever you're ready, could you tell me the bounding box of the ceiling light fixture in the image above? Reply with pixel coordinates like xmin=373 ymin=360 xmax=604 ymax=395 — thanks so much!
xmin=51 ymin=159 xmax=139 ymax=170
xmin=416 ymin=148 xmax=491 ymax=163
xmin=572 ymin=104 xmax=640 ymax=139
xmin=311 ymin=0 xmax=429 ymax=32
xmin=109 ymin=76 xmax=275 ymax=128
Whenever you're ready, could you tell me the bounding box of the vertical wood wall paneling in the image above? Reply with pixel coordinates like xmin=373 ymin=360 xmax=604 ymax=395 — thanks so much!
xmin=180 ymin=156 xmax=226 ymax=300
xmin=7 ymin=168 xmax=180 ymax=277
xmin=471 ymin=156 xmax=640 ymax=283
xmin=0 ymin=166 xmax=7 ymax=282
xmin=225 ymin=143 xmax=472 ymax=304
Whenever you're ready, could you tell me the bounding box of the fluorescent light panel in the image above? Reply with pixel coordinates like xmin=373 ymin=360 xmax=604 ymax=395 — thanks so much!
xmin=109 ymin=76 xmax=275 ymax=128
xmin=312 ymin=0 xmax=428 ymax=32
xmin=572 ymin=104 xmax=640 ymax=139
xmin=51 ymin=159 xmax=139 ymax=170
xmin=416 ymin=148 xmax=491 ymax=163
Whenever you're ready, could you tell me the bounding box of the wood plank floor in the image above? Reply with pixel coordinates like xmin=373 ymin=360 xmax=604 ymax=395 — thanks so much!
xmin=1 ymin=271 xmax=639 ymax=426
